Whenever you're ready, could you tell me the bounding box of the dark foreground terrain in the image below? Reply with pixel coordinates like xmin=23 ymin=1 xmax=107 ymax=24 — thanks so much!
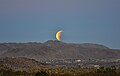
xmin=0 ymin=40 xmax=120 ymax=76
xmin=0 ymin=57 xmax=120 ymax=76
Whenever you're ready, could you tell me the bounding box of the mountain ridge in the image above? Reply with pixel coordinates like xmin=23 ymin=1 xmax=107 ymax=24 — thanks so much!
xmin=0 ymin=40 xmax=120 ymax=61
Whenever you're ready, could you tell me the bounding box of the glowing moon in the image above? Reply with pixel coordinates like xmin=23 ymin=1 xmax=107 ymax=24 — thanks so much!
xmin=56 ymin=30 xmax=63 ymax=41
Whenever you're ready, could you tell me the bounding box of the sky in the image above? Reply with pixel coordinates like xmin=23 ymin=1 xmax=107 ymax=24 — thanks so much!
xmin=0 ymin=0 xmax=120 ymax=49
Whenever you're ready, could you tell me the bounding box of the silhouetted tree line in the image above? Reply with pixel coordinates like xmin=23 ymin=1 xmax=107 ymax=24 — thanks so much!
xmin=0 ymin=66 xmax=120 ymax=76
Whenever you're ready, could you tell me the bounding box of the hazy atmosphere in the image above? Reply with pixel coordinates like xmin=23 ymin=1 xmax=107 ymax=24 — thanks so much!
xmin=0 ymin=0 xmax=120 ymax=49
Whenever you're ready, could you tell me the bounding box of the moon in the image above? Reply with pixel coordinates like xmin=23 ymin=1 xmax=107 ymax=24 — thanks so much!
xmin=56 ymin=30 xmax=63 ymax=41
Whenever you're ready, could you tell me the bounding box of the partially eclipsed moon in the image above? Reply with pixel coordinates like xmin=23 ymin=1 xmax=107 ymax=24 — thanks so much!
xmin=56 ymin=30 xmax=63 ymax=41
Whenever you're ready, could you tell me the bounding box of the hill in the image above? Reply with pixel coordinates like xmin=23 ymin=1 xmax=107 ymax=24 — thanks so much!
xmin=0 ymin=40 xmax=120 ymax=61
xmin=0 ymin=57 xmax=44 ymax=72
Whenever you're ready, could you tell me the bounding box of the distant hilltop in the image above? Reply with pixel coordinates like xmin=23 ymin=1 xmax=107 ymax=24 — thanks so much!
xmin=0 ymin=40 xmax=120 ymax=61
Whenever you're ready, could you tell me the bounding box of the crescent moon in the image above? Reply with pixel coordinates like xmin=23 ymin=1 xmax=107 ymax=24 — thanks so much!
xmin=56 ymin=30 xmax=63 ymax=41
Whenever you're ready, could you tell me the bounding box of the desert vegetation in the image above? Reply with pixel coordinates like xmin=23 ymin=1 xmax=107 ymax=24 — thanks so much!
xmin=0 ymin=66 xmax=120 ymax=76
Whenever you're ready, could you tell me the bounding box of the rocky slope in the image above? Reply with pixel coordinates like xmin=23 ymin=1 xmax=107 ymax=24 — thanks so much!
xmin=0 ymin=40 xmax=120 ymax=61
xmin=0 ymin=57 xmax=44 ymax=72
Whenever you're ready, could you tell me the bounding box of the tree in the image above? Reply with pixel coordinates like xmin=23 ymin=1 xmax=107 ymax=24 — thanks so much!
xmin=35 ymin=71 xmax=48 ymax=76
